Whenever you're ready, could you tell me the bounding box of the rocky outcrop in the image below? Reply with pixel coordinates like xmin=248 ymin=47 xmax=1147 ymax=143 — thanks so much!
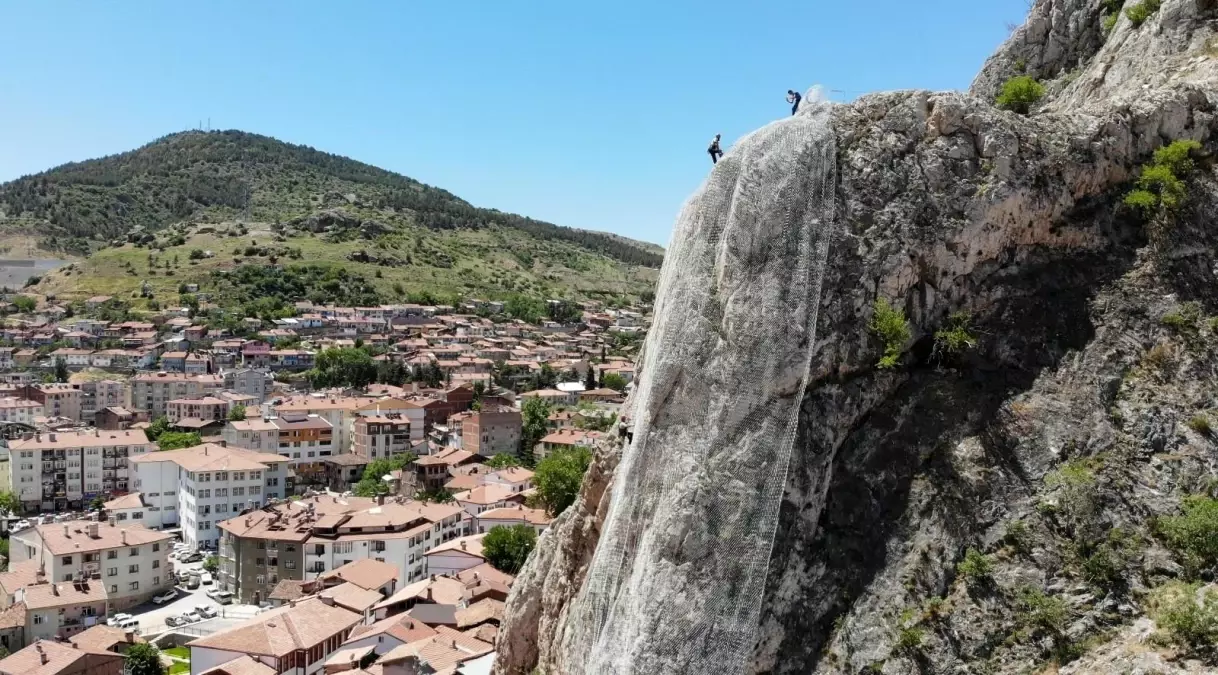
xmin=496 ymin=0 xmax=1218 ymax=673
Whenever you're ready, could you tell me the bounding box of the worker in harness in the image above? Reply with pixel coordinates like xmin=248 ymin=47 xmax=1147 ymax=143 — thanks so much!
xmin=708 ymin=134 xmax=723 ymax=164
xmin=786 ymin=89 xmax=802 ymax=116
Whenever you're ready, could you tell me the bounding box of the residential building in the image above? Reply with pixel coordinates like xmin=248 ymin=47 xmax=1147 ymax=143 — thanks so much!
xmin=459 ymin=406 xmax=521 ymax=458
xmin=95 ymin=407 xmax=139 ymax=431
xmin=222 ymin=419 xmax=279 ymax=454
xmin=129 ymin=372 xmax=223 ymax=417
xmin=0 ymin=398 xmax=42 ymax=425
xmin=351 ymin=415 xmax=411 ymax=461
xmin=100 ymin=493 xmax=148 ymax=524
xmin=423 ymin=534 xmax=486 ymax=577
xmin=17 ymin=580 xmax=108 ymax=642
xmin=218 ymin=495 xmax=466 ymax=604
xmin=221 ymin=369 xmax=274 ymax=403
xmin=78 ymin=381 xmax=126 ymax=425
xmin=187 ymin=597 xmax=362 ymax=675
xmin=413 ymin=448 xmax=479 ymax=491
xmin=0 ymin=638 xmax=124 ymax=675
xmin=16 ymin=385 xmax=81 ymax=423
xmin=473 ymin=504 xmax=552 ymax=534
xmin=452 ymin=485 xmax=521 ymax=518
xmin=535 ymin=428 xmax=602 ymax=461
xmin=9 ymin=521 xmax=173 ymax=610
xmin=129 ymin=443 xmax=289 ymax=551
xmin=166 ymin=397 xmax=230 ymax=424
xmin=7 ymin=430 xmax=152 ymax=512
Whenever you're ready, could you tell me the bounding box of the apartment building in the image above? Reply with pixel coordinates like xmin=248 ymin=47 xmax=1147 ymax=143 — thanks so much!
xmin=0 ymin=636 xmax=125 ymax=675
xmin=352 ymin=415 xmax=412 ymax=461
xmin=8 ymin=430 xmax=152 ymax=512
xmin=16 ymin=385 xmax=81 ymax=423
xmin=166 ymin=397 xmax=230 ymax=424
xmin=16 ymin=580 xmax=109 ymax=642
xmin=218 ymin=495 xmax=466 ymax=604
xmin=221 ymin=368 xmax=274 ymax=402
xmin=0 ymin=398 xmax=43 ymax=425
xmin=460 ymin=405 xmax=522 ymax=457
xmin=129 ymin=443 xmax=289 ymax=551
xmin=9 ymin=521 xmax=173 ymax=610
xmin=223 ymin=418 xmax=279 ymax=453
xmin=129 ymin=372 xmax=223 ymax=417
xmin=78 ymin=381 xmax=126 ymax=425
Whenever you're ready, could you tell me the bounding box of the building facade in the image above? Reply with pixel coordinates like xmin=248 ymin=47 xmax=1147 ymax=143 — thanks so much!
xmin=7 ymin=430 xmax=152 ymax=512
xmin=129 ymin=373 xmax=223 ymax=417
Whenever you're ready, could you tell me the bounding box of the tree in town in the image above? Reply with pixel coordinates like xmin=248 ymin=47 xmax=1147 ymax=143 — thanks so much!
xmin=202 ymin=555 xmax=219 ymax=574
xmin=308 ymin=347 xmax=377 ymax=389
xmin=472 ymin=381 xmax=486 ymax=402
xmin=520 ymin=396 xmax=552 ymax=463
xmin=602 ymin=372 xmax=628 ymax=393
xmin=53 ymin=358 xmax=69 ymax=383
xmin=482 ymin=524 xmax=537 ymax=574
xmin=414 ymin=487 xmax=456 ymax=504
xmin=353 ymin=454 xmax=416 ymax=497
xmin=486 ymin=453 xmax=521 ymax=469
xmin=227 ymin=404 xmax=246 ymax=422
xmin=534 ymin=445 xmax=592 ymax=516
xmin=156 ymin=431 xmax=201 ymax=451
xmin=145 ymin=416 xmax=170 ymax=442
xmin=583 ymin=366 xmax=597 ymax=391
xmin=125 ymin=643 xmax=166 ymax=675
xmin=89 ymin=495 xmax=107 ymax=511
xmin=0 ymin=491 xmax=21 ymax=517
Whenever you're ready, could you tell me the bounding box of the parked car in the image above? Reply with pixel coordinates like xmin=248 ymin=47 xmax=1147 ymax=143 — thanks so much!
xmin=200 ymin=572 xmax=213 ymax=585
xmin=152 ymin=590 xmax=176 ymax=605
xmin=106 ymin=613 xmax=133 ymax=627
xmin=196 ymin=605 xmax=218 ymax=619
xmin=212 ymin=591 xmax=234 ymax=605
xmin=164 ymin=616 xmax=182 ymax=627
xmin=180 ymin=611 xmax=202 ymax=624
xmin=185 ymin=576 xmax=200 ymax=590
xmin=180 ymin=552 xmax=204 ymax=563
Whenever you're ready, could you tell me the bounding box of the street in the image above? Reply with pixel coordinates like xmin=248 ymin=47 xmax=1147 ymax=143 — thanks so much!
xmin=125 ymin=557 xmax=261 ymax=636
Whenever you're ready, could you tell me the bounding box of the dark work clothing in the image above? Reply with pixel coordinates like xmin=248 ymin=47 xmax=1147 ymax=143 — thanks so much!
xmin=789 ymin=91 xmax=802 ymax=116
xmin=708 ymin=140 xmax=723 ymax=164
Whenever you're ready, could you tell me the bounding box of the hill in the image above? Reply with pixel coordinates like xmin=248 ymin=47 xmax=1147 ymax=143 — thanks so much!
xmin=0 ymin=130 xmax=661 ymax=304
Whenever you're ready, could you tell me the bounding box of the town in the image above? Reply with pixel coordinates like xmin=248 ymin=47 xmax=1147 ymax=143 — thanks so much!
xmin=0 ymin=291 xmax=648 ymax=675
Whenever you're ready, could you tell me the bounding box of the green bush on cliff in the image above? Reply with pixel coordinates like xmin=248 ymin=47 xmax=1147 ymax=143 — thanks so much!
xmin=870 ymin=298 xmax=910 ymax=370
xmin=996 ymin=76 xmax=1045 ymax=114
xmin=1125 ymin=0 xmax=1162 ymax=27
xmin=1151 ymin=581 xmax=1218 ymax=651
xmin=1124 ymin=139 xmax=1202 ymax=217
xmin=1158 ymin=496 xmax=1218 ymax=577
xmin=933 ymin=311 xmax=978 ymax=357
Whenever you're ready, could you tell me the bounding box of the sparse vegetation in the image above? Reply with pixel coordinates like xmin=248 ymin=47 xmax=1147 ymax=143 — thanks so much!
xmin=1004 ymin=519 xmax=1033 ymax=554
xmin=1151 ymin=581 xmax=1218 ymax=653
xmin=1101 ymin=0 xmax=1124 ymax=34
xmin=870 ymin=298 xmax=911 ymax=369
xmin=996 ymin=76 xmax=1045 ymax=114
xmin=1162 ymin=301 xmax=1204 ymax=334
xmin=1158 ymin=496 xmax=1218 ymax=577
xmin=1124 ymin=140 xmax=1203 ymax=225
xmin=1188 ymin=414 xmax=1213 ymax=437
xmin=1016 ymin=586 xmax=1069 ymax=635
xmin=957 ymin=548 xmax=993 ymax=584
xmin=933 ymin=311 xmax=978 ymax=357
xmin=1125 ymin=0 xmax=1162 ymax=27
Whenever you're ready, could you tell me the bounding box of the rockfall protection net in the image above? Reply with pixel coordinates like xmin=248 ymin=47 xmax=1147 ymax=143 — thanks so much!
xmin=560 ymin=89 xmax=837 ymax=674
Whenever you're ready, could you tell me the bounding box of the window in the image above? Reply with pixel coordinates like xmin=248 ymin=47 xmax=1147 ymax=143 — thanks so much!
xmin=152 ymin=543 xmax=159 ymax=552
xmin=129 ymin=564 xmax=139 ymax=573
xmin=129 ymin=547 xmax=139 ymax=557
xmin=108 ymin=551 xmax=117 ymax=560
xmin=200 ymin=489 xmax=210 ymax=499
xmin=256 ymin=575 xmax=264 ymax=585
xmin=108 ymin=568 xmax=117 ymax=577
xmin=61 ymin=556 xmax=72 ymax=565
xmin=154 ymin=576 xmax=160 ymax=586
xmin=284 ymin=560 xmax=296 ymax=570
xmin=129 ymin=581 xmax=139 ymax=591
xmin=250 ymin=486 xmax=261 ymax=496
xmin=33 ymin=615 xmax=43 ymax=625
xmin=313 ymin=544 xmax=325 ymax=555
xmin=232 ymin=487 xmax=245 ymax=496
xmin=62 ymin=573 xmax=72 ymax=582
xmin=334 ymin=541 xmax=353 ymax=555
xmin=152 ymin=560 xmax=160 ymax=569
xmin=110 ymin=585 xmax=117 ymax=593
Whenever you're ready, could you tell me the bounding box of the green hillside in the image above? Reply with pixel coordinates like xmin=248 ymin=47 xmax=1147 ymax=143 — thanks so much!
xmin=0 ymin=130 xmax=661 ymax=305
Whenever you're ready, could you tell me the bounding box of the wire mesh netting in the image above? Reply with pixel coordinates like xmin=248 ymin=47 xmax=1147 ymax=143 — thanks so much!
xmin=559 ymin=90 xmax=837 ymax=674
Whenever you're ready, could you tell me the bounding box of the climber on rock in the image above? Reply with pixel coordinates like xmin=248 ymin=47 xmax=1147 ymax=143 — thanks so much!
xmin=787 ymin=89 xmax=802 ymax=116
xmin=708 ymin=134 xmax=724 ymax=164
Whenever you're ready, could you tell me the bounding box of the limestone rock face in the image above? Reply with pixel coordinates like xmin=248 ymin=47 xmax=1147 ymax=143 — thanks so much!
xmin=496 ymin=0 xmax=1218 ymax=672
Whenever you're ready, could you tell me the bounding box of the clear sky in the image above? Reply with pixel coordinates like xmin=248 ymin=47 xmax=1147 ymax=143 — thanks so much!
xmin=0 ymin=0 xmax=1028 ymax=246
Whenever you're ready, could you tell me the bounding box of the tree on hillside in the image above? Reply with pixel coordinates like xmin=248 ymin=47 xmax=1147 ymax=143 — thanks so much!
xmin=309 ymin=347 xmax=377 ymax=389
xmin=145 ymin=416 xmax=170 ymax=442
xmin=126 ymin=643 xmax=165 ymax=675
xmin=227 ymin=404 xmax=246 ymax=422
xmin=156 ymin=431 xmax=201 ymax=451
xmin=352 ymin=454 xmax=416 ymax=497
xmin=11 ymin=296 xmax=35 ymax=313
xmin=53 ymin=358 xmax=69 ymax=383
xmin=602 ymin=372 xmax=628 ymax=393
xmin=535 ymin=446 xmax=592 ymax=516
xmin=583 ymin=367 xmax=597 ymax=391
xmin=532 ymin=363 xmax=558 ymax=391
xmin=414 ymin=487 xmax=456 ymax=504
xmin=520 ymin=397 xmax=552 ymax=463
xmin=482 ymin=524 xmax=537 ymax=574
xmin=376 ymin=360 xmax=410 ymax=387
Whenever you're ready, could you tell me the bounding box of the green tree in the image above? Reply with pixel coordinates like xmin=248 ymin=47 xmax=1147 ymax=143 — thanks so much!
xmin=415 ymin=487 xmax=456 ymax=504
xmin=486 ymin=453 xmax=521 ymax=469
xmin=309 ymin=347 xmax=378 ymax=389
xmin=145 ymin=415 xmax=170 ymax=442
xmin=11 ymin=296 xmax=35 ymax=313
xmin=995 ymin=76 xmax=1045 ymax=114
xmin=482 ymin=524 xmax=537 ymax=574
xmin=583 ymin=367 xmax=597 ymax=391
xmin=202 ymin=555 xmax=219 ymax=573
xmin=89 ymin=495 xmax=107 ymax=511
xmin=125 ymin=643 xmax=166 ymax=675
xmin=353 ymin=454 xmax=416 ymax=497
xmin=156 ymin=431 xmax=201 ymax=451
xmin=53 ymin=358 xmax=69 ymax=383
xmin=602 ymin=372 xmax=628 ymax=392
xmin=0 ymin=491 xmax=22 ymax=516
xmin=227 ymin=404 xmax=246 ymax=422
xmin=521 ymin=397 xmax=552 ymax=460
xmin=534 ymin=445 xmax=592 ymax=516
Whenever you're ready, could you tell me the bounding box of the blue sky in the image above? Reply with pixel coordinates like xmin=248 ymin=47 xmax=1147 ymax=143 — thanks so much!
xmin=0 ymin=1 xmax=1028 ymax=246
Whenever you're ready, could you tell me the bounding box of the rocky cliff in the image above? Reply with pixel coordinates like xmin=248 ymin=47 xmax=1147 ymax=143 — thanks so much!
xmin=496 ymin=0 xmax=1218 ymax=672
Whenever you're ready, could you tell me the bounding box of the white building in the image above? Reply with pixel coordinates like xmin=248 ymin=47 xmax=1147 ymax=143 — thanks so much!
xmin=0 ymin=398 xmax=43 ymax=425
xmin=9 ymin=520 xmax=173 ymax=610
xmin=423 ymin=534 xmax=486 ymax=577
xmin=188 ymin=598 xmax=362 ymax=675
xmin=7 ymin=430 xmax=152 ymax=513
xmin=129 ymin=443 xmax=289 ymax=550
